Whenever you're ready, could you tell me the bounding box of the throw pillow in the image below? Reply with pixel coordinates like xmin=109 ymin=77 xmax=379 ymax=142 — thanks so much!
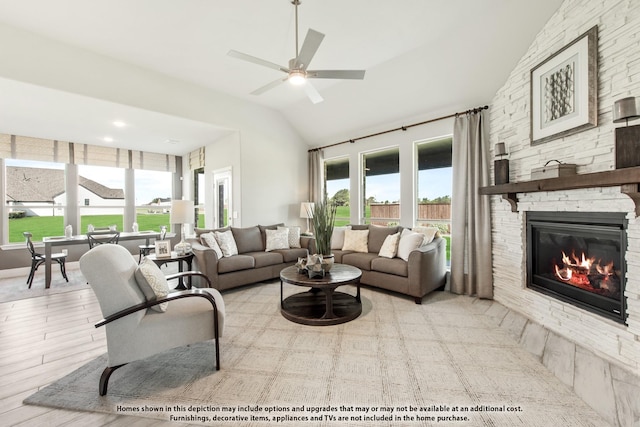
xmin=331 ymin=225 xmax=352 ymax=250
xmin=412 ymin=226 xmax=440 ymax=245
xmin=135 ymin=257 xmax=170 ymax=312
xmin=378 ymin=232 xmax=400 ymax=258
xmin=278 ymin=225 xmax=301 ymax=248
xmin=396 ymin=229 xmax=425 ymax=261
xmin=266 ymin=228 xmax=290 ymax=251
xmin=214 ymin=230 xmax=238 ymax=257
xmin=200 ymin=232 xmax=223 ymax=258
xmin=342 ymin=229 xmax=369 ymax=253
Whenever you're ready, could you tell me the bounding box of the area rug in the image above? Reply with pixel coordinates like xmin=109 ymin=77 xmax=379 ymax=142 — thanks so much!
xmin=24 ymin=282 xmax=607 ymax=426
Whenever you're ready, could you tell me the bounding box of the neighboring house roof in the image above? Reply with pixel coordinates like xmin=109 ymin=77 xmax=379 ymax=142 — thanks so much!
xmin=6 ymin=166 xmax=124 ymax=202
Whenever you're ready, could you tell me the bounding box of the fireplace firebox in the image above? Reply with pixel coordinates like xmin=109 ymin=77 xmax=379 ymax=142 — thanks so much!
xmin=526 ymin=212 xmax=627 ymax=323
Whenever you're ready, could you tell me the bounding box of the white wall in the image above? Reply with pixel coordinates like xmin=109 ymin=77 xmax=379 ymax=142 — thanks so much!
xmin=0 ymin=22 xmax=311 ymax=231
xmin=488 ymin=0 xmax=640 ymax=372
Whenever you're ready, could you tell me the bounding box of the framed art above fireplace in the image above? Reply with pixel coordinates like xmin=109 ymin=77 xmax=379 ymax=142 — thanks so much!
xmin=530 ymin=25 xmax=598 ymax=145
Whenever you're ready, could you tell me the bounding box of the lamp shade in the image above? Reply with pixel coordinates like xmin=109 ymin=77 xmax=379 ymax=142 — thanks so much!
xmin=300 ymin=202 xmax=314 ymax=219
xmin=494 ymin=142 xmax=507 ymax=157
xmin=170 ymin=200 xmax=195 ymax=225
xmin=613 ymin=97 xmax=640 ymax=123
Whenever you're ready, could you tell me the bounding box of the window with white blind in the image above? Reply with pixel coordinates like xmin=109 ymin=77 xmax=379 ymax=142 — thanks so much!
xmin=77 ymin=164 xmax=126 ymax=233
xmin=135 ymin=169 xmax=172 ymax=233
xmin=1 ymin=132 xmax=182 ymax=244
xmin=5 ymin=159 xmax=66 ymax=243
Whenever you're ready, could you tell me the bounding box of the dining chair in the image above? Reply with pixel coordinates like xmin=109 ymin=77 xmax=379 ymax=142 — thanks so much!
xmin=87 ymin=229 xmax=120 ymax=249
xmin=23 ymin=232 xmax=68 ymax=288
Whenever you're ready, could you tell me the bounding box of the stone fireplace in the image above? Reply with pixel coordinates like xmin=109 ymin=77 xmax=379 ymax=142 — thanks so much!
xmin=526 ymin=211 xmax=627 ymax=324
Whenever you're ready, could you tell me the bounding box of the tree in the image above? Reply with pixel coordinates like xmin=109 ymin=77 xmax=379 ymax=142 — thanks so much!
xmin=331 ymin=189 xmax=350 ymax=206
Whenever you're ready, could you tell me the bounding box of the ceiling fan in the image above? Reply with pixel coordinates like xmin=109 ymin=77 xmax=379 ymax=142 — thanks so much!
xmin=227 ymin=0 xmax=365 ymax=104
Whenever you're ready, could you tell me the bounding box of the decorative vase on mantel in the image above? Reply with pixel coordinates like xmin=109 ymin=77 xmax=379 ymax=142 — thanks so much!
xmin=310 ymin=197 xmax=337 ymax=272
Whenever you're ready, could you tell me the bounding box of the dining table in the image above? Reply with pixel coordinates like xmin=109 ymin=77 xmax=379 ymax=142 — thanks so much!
xmin=42 ymin=231 xmax=170 ymax=289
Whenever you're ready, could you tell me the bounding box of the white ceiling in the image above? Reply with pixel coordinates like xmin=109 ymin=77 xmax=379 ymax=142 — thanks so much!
xmin=0 ymin=0 xmax=564 ymax=155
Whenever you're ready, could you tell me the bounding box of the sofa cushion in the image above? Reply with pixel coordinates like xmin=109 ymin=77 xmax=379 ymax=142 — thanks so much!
xmin=232 ymin=226 xmax=264 ymax=253
xmin=249 ymin=251 xmax=284 ymax=268
xmin=331 ymin=225 xmax=351 ymax=250
xmin=195 ymin=226 xmax=229 ymax=238
xmin=341 ymin=252 xmax=378 ymax=271
xmin=214 ymin=230 xmax=239 ymax=257
xmin=412 ymin=226 xmax=440 ymax=245
xmin=265 ymin=228 xmax=290 ymax=251
xmin=378 ymin=232 xmax=400 ymax=258
xmin=397 ymin=229 xmax=424 ymax=261
xmin=274 ymin=248 xmax=309 ymax=263
xmin=217 ymin=254 xmax=255 ymax=273
xmin=200 ymin=232 xmax=223 ymax=259
xmin=371 ymin=257 xmax=408 ymax=277
xmin=368 ymin=225 xmax=400 ymax=253
xmin=342 ymin=229 xmax=369 ymax=252
xmin=278 ymin=226 xmax=301 ymax=248
xmin=259 ymin=223 xmax=285 ymax=248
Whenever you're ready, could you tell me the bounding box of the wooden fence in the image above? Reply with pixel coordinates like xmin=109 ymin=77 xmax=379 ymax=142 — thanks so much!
xmin=370 ymin=203 xmax=451 ymax=231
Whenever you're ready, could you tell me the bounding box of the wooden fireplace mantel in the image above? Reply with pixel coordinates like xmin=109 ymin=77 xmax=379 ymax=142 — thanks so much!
xmin=479 ymin=166 xmax=640 ymax=215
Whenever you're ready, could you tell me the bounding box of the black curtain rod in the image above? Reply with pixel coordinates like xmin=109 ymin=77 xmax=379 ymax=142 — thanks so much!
xmin=308 ymin=105 xmax=489 ymax=153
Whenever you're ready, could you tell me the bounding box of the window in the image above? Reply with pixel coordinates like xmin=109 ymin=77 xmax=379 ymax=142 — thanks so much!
xmin=362 ymin=148 xmax=400 ymax=225
xmin=5 ymin=159 xmax=66 ymax=243
xmin=84 ymin=199 xmax=90 ymax=206
xmin=324 ymin=157 xmax=350 ymax=226
xmin=416 ymin=137 xmax=452 ymax=264
xmin=78 ymin=165 xmax=125 ymax=233
xmin=135 ymin=169 xmax=172 ymax=233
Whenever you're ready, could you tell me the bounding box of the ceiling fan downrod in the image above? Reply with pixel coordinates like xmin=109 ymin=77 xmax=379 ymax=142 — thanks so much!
xmin=292 ymin=0 xmax=301 ymax=58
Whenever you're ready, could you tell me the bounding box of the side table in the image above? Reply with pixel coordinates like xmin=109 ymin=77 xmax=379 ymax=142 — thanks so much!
xmin=146 ymin=251 xmax=195 ymax=289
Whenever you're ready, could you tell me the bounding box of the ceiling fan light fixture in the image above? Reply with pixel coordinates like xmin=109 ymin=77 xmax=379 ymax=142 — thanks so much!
xmin=289 ymin=70 xmax=306 ymax=85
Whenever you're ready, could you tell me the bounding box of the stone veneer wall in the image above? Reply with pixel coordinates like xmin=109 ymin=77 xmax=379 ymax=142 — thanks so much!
xmin=488 ymin=0 xmax=640 ymax=425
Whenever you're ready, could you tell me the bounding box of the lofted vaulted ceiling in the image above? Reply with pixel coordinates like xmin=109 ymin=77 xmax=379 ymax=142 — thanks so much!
xmin=0 ymin=0 xmax=563 ymax=155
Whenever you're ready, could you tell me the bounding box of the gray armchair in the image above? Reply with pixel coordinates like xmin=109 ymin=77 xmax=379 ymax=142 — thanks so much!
xmin=79 ymin=244 xmax=225 ymax=395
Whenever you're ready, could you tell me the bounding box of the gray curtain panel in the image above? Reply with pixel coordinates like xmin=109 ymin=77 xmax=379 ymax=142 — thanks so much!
xmin=450 ymin=111 xmax=493 ymax=298
xmin=308 ymin=149 xmax=324 ymax=203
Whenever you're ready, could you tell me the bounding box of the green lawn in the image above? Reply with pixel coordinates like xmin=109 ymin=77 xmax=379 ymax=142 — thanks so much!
xmin=9 ymin=214 xmax=173 ymax=243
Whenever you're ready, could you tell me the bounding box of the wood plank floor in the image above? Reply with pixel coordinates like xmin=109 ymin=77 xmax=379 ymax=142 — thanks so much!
xmin=0 ymin=272 xmax=192 ymax=426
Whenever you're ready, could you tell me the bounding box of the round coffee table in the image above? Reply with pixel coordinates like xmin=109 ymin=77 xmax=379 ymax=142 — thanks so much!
xmin=280 ymin=263 xmax=362 ymax=326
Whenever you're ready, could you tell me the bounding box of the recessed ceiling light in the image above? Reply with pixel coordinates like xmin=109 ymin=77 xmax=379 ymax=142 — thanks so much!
xmin=104 ymin=136 xmax=114 ymax=142
xmin=113 ymin=120 xmax=126 ymax=127
xmin=165 ymin=139 xmax=180 ymax=144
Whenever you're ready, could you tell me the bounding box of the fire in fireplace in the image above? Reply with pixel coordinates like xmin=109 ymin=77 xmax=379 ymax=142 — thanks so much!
xmin=527 ymin=212 xmax=627 ymax=323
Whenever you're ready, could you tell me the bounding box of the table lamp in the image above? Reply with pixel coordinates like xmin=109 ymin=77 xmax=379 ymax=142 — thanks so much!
xmin=613 ymin=96 xmax=640 ymax=168
xmin=171 ymin=199 xmax=195 ymax=255
xmin=300 ymin=202 xmax=314 ymax=235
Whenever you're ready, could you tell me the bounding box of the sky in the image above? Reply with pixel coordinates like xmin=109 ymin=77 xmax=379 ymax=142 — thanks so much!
xmin=7 ymin=159 xmax=172 ymax=205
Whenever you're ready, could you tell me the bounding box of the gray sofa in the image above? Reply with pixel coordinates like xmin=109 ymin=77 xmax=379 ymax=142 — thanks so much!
xmin=332 ymin=225 xmax=447 ymax=304
xmin=188 ymin=224 xmax=312 ymax=291
xmin=187 ymin=223 xmax=447 ymax=303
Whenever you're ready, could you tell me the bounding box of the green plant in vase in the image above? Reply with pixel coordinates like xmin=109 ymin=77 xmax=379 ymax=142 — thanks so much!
xmin=310 ymin=198 xmax=337 ymax=271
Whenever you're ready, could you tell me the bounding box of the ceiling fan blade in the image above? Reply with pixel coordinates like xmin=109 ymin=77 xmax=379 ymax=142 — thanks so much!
xmin=251 ymin=77 xmax=288 ymax=96
xmin=294 ymin=29 xmax=325 ymax=70
xmin=303 ymin=82 xmax=324 ymax=104
xmin=307 ymin=70 xmax=366 ymax=80
xmin=227 ymin=50 xmax=289 ymax=73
